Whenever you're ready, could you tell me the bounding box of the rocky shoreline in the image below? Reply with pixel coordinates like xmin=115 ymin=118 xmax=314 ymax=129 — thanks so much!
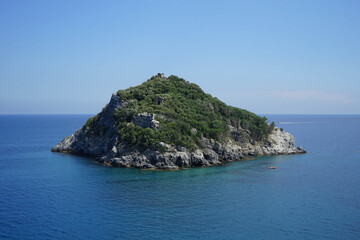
xmin=99 ymin=126 xmax=305 ymax=170
xmin=52 ymin=94 xmax=306 ymax=170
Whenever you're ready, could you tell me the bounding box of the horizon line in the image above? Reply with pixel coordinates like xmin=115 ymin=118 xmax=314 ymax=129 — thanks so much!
xmin=1 ymin=113 xmax=359 ymax=115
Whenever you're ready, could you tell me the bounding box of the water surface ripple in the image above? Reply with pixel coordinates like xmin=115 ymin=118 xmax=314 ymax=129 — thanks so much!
xmin=0 ymin=114 xmax=359 ymax=239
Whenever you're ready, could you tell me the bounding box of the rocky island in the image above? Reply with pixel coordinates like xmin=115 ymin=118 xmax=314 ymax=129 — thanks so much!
xmin=52 ymin=74 xmax=306 ymax=169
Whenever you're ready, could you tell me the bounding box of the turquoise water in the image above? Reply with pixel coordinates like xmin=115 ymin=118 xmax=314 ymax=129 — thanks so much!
xmin=0 ymin=114 xmax=359 ymax=239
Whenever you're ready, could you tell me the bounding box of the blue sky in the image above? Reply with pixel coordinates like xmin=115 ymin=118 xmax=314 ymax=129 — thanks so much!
xmin=0 ymin=0 xmax=359 ymax=114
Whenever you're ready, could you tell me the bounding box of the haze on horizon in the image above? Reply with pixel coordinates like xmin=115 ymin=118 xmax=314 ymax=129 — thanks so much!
xmin=0 ymin=0 xmax=359 ymax=114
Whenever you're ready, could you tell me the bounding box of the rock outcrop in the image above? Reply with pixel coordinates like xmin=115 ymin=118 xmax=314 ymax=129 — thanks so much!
xmin=133 ymin=113 xmax=159 ymax=130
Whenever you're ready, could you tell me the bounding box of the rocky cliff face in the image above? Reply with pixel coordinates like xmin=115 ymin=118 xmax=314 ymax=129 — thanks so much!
xmin=51 ymin=94 xmax=122 ymax=155
xmin=52 ymin=93 xmax=306 ymax=170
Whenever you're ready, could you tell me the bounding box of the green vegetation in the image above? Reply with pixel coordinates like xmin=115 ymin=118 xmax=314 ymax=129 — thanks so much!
xmin=108 ymin=75 xmax=274 ymax=151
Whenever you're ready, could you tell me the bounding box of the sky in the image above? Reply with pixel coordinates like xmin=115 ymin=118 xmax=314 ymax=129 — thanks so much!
xmin=0 ymin=0 xmax=359 ymax=114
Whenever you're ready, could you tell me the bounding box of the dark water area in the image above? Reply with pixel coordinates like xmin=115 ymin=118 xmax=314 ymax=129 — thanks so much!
xmin=0 ymin=114 xmax=359 ymax=239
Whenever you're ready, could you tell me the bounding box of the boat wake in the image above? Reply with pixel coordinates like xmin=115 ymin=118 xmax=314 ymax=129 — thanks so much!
xmin=278 ymin=122 xmax=320 ymax=124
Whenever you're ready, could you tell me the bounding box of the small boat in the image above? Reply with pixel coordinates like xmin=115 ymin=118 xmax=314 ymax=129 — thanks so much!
xmin=268 ymin=166 xmax=276 ymax=169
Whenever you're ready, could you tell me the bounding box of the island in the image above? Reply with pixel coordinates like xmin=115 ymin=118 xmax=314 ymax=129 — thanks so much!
xmin=52 ymin=74 xmax=306 ymax=170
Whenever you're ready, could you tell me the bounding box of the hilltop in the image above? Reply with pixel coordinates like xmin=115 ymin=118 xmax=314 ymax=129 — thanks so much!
xmin=52 ymin=74 xmax=305 ymax=169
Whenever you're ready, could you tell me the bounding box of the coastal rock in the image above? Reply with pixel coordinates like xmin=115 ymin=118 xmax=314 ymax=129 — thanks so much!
xmin=261 ymin=127 xmax=306 ymax=155
xmin=97 ymin=127 xmax=304 ymax=170
xmin=174 ymin=152 xmax=190 ymax=167
xmin=51 ymin=94 xmax=122 ymax=155
xmin=133 ymin=112 xmax=159 ymax=130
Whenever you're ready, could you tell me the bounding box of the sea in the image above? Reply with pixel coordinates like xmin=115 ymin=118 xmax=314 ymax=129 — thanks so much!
xmin=0 ymin=114 xmax=359 ymax=240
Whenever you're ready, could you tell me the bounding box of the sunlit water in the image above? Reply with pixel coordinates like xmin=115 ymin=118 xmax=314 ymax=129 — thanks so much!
xmin=0 ymin=114 xmax=359 ymax=239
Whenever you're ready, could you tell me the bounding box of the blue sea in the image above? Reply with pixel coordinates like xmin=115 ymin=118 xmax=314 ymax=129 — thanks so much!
xmin=0 ymin=114 xmax=359 ymax=240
